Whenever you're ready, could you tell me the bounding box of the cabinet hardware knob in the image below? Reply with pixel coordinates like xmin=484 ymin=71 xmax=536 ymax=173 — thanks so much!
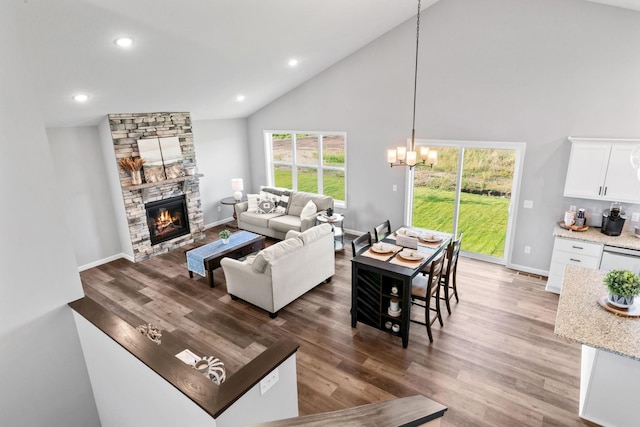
xmin=572 ymin=246 xmax=583 ymax=249
xmin=599 ymin=186 xmax=602 ymax=195
xmin=569 ymin=258 xmax=581 ymax=262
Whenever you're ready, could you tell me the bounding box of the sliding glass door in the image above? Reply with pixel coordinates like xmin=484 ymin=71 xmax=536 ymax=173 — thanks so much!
xmin=409 ymin=140 xmax=524 ymax=264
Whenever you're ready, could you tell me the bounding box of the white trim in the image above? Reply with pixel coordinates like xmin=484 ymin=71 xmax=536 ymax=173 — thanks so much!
xmin=77 ymin=253 xmax=131 ymax=271
xmin=204 ymin=217 xmax=234 ymax=229
xmin=505 ymin=262 xmax=549 ymax=278
xmin=405 ymin=138 xmax=527 ymax=266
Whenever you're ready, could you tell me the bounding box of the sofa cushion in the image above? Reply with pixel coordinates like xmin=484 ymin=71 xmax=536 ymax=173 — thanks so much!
xmin=300 ymin=200 xmax=317 ymax=218
xmin=252 ymin=237 xmax=304 ymax=273
xmin=288 ymin=191 xmax=333 ymax=217
xmin=269 ymin=215 xmax=302 ymax=233
xmin=240 ymin=211 xmax=282 ymax=228
xmin=297 ymin=223 xmax=332 ymax=245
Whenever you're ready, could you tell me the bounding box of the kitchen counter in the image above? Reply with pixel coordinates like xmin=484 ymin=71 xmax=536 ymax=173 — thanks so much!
xmin=555 ymin=264 xmax=640 ymax=426
xmin=555 ymin=264 xmax=640 ymax=360
xmin=553 ymin=223 xmax=640 ymax=250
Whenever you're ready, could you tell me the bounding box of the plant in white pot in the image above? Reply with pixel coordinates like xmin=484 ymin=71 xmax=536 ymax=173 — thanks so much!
xmin=219 ymin=229 xmax=231 ymax=244
xmin=603 ymin=269 xmax=640 ymax=308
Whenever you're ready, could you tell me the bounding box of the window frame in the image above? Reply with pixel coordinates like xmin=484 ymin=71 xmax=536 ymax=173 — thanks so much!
xmin=264 ymin=131 xmax=347 ymax=208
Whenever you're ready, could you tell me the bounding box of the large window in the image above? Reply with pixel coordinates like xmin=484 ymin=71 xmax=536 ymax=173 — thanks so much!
xmin=265 ymin=132 xmax=346 ymax=206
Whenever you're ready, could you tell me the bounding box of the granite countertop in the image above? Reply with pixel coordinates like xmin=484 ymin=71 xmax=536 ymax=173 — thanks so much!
xmin=554 ymin=264 xmax=640 ymax=361
xmin=553 ymin=223 xmax=640 ymax=250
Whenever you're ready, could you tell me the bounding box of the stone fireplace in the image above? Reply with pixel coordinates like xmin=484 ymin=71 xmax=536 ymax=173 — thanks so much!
xmin=108 ymin=112 xmax=205 ymax=262
xmin=145 ymin=195 xmax=190 ymax=245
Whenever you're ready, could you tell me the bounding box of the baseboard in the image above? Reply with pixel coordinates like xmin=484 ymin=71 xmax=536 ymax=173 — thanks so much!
xmin=204 ymin=217 xmax=233 ymax=229
xmin=77 ymin=252 xmax=132 ymax=272
xmin=506 ymin=262 xmax=549 ymax=278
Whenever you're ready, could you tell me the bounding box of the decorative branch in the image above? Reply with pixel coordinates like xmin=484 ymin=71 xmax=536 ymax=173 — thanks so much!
xmin=119 ymin=157 xmax=145 ymax=172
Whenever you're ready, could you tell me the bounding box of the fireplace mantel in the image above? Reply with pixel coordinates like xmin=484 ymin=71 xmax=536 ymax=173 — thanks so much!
xmin=123 ymin=173 xmax=204 ymax=200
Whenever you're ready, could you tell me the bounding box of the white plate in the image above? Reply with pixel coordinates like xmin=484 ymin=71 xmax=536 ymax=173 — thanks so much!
xmin=371 ymin=243 xmax=393 ymax=254
xmin=397 ymin=250 xmax=425 ymax=261
xmin=388 ymin=307 xmax=402 ymax=317
xmin=420 ymin=234 xmax=443 ymax=243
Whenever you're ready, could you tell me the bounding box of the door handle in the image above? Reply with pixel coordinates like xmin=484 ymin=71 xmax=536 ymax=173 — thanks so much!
xmin=569 ymin=258 xmax=581 ymax=262
xmin=599 ymin=186 xmax=602 ymax=195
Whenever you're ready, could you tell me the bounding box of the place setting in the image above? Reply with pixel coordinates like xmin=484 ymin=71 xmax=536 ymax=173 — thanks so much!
xmin=363 ymin=241 xmax=402 ymax=260
xmin=390 ymin=248 xmax=427 ymax=267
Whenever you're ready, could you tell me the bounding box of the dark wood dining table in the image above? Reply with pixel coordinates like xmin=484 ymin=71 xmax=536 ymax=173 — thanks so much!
xmin=351 ymin=226 xmax=452 ymax=348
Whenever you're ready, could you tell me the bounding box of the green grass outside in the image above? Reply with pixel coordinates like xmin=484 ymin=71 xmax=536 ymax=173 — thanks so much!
xmin=274 ymin=168 xmax=345 ymax=201
xmin=412 ymin=188 xmax=509 ymax=258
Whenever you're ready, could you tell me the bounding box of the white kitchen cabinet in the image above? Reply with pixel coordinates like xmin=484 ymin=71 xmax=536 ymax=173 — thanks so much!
xmin=564 ymin=138 xmax=640 ymax=204
xmin=546 ymin=237 xmax=603 ymax=294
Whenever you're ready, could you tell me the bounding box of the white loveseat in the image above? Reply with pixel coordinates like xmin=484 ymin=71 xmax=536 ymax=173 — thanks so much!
xmin=235 ymin=187 xmax=334 ymax=240
xmin=220 ymin=224 xmax=335 ymax=318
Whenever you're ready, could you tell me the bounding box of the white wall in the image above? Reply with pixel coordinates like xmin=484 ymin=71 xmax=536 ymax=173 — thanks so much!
xmin=192 ymin=118 xmax=250 ymax=228
xmin=247 ymin=0 xmax=640 ymax=272
xmin=0 ymin=2 xmax=100 ymax=426
xmin=48 ymin=126 xmax=122 ymax=268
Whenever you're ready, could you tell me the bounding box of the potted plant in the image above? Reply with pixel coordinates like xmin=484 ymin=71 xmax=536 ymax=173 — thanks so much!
xmin=603 ymin=269 xmax=640 ymax=308
xmin=219 ymin=229 xmax=231 ymax=244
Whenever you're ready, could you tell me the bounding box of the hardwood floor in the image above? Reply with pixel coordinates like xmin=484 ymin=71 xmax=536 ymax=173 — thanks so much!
xmin=80 ymin=227 xmax=596 ymax=426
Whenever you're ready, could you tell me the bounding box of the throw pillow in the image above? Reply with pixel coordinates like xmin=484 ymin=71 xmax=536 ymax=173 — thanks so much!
xmin=260 ymin=186 xmax=291 ymax=214
xmin=247 ymin=194 xmax=260 ymax=213
xmin=256 ymin=198 xmax=277 ymax=214
xmin=300 ymin=200 xmax=318 ymax=218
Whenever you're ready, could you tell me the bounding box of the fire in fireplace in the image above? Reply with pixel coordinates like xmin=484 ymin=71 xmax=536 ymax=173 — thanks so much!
xmin=145 ymin=196 xmax=190 ymax=245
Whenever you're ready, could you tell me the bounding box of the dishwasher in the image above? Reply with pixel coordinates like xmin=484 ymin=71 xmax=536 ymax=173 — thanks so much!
xmin=599 ymin=245 xmax=640 ymax=274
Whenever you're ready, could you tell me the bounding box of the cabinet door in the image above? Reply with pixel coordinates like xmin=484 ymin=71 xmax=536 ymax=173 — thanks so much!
xmin=602 ymin=144 xmax=640 ymax=203
xmin=564 ymin=143 xmax=610 ymax=199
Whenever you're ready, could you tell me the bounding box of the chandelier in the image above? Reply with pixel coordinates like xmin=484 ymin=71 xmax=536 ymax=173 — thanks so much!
xmin=387 ymin=0 xmax=437 ymax=169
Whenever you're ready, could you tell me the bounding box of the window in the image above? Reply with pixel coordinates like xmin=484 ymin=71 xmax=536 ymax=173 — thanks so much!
xmin=265 ymin=132 xmax=346 ymax=206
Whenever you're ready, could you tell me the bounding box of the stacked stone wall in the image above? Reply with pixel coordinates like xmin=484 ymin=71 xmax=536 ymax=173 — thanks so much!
xmin=109 ymin=112 xmax=205 ymax=262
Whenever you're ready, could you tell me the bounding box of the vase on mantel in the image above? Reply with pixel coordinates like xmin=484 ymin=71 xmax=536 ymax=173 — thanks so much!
xmin=131 ymin=170 xmax=142 ymax=185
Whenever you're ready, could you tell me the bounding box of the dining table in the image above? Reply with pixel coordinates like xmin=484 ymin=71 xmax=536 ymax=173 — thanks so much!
xmin=351 ymin=226 xmax=452 ymax=348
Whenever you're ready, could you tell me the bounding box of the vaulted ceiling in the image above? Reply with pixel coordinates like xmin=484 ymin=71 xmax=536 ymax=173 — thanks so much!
xmin=15 ymin=0 xmax=640 ymax=128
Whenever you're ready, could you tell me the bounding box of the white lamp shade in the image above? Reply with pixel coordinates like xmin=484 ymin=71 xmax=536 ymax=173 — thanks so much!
xmin=387 ymin=149 xmax=397 ymax=164
xmin=406 ymin=151 xmax=417 ymax=166
xmin=231 ymin=178 xmax=244 ymax=201
xmin=428 ymin=151 xmax=437 ymax=165
xmin=419 ymin=146 xmax=429 ymax=161
xmin=397 ymin=146 xmax=407 ymax=161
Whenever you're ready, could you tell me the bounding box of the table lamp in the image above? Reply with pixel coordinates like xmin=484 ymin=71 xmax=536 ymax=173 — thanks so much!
xmin=231 ymin=178 xmax=244 ymax=201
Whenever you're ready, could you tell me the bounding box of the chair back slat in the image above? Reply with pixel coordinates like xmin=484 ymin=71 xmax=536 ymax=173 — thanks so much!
xmin=351 ymin=232 xmax=372 ymax=257
xmin=373 ymin=220 xmax=391 ymax=242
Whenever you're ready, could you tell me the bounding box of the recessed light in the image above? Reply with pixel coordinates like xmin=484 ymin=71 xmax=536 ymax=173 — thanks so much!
xmin=115 ymin=37 xmax=134 ymax=48
xmin=236 ymin=95 xmax=245 ymax=102
xmin=73 ymin=94 xmax=89 ymax=102
xmin=288 ymin=58 xmax=299 ymax=67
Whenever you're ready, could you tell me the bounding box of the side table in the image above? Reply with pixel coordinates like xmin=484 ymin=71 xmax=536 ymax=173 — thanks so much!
xmin=316 ymin=212 xmax=344 ymax=251
xmin=221 ymin=196 xmax=247 ymax=228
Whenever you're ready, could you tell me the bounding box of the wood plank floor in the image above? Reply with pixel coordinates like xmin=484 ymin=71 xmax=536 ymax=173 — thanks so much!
xmin=80 ymin=227 xmax=597 ymax=426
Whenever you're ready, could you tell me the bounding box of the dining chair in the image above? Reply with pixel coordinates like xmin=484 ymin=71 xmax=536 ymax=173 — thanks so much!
xmin=439 ymin=232 xmax=463 ymax=315
xmin=351 ymin=232 xmax=372 ymax=257
xmin=410 ymin=251 xmax=445 ymax=343
xmin=373 ymin=220 xmax=391 ymax=242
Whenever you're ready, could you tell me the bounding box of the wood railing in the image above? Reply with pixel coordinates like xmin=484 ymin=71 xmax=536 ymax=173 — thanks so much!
xmin=69 ymin=297 xmax=298 ymax=418
xmin=246 ymin=395 xmax=447 ymax=427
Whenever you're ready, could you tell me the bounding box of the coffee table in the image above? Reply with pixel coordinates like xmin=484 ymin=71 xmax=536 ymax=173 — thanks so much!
xmin=186 ymin=231 xmax=265 ymax=287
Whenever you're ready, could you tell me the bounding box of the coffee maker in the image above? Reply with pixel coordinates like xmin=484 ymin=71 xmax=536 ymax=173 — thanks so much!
xmin=601 ymin=202 xmax=626 ymax=236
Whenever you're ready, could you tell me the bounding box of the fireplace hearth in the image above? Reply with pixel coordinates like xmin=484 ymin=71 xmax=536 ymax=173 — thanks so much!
xmin=146 ymin=196 xmax=190 ymax=245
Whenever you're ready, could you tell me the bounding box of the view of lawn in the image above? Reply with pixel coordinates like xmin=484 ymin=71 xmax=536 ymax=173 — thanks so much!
xmin=412 ymin=188 xmax=510 ymax=258
xmin=275 ymin=168 xmax=345 ymax=201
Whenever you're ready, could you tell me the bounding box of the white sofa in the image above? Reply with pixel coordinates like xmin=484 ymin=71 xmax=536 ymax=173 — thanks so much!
xmin=235 ymin=187 xmax=334 ymax=240
xmin=220 ymin=224 xmax=335 ymax=318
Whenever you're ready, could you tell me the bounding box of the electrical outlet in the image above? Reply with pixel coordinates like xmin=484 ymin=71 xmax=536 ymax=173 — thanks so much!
xmin=259 ymin=368 xmax=279 ymax=395
xmin=524 ymin=246 xmax=531 ymax=254
xmin=523 ymin=200 xmax=533 ymax=209
xmin=633 ymin=212 xmax=640 ymax=222
xmin=569 ymin=205 xmax=576 ymax=212
xmin=217 ymin=205 xmax=221 ymax=212
xmin=392 ymin=184 xmax=397 ymax=192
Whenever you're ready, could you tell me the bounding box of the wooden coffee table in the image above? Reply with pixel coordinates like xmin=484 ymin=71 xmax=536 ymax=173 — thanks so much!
xmin=186 ymin=231 xmax=265 ymax=287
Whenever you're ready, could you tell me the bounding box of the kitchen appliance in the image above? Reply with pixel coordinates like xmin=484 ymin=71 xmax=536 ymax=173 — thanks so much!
xmin=601 ymin=202 xmax=626 ymax=236
xmin=600 ymin=245 xmax=640 ymax=274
